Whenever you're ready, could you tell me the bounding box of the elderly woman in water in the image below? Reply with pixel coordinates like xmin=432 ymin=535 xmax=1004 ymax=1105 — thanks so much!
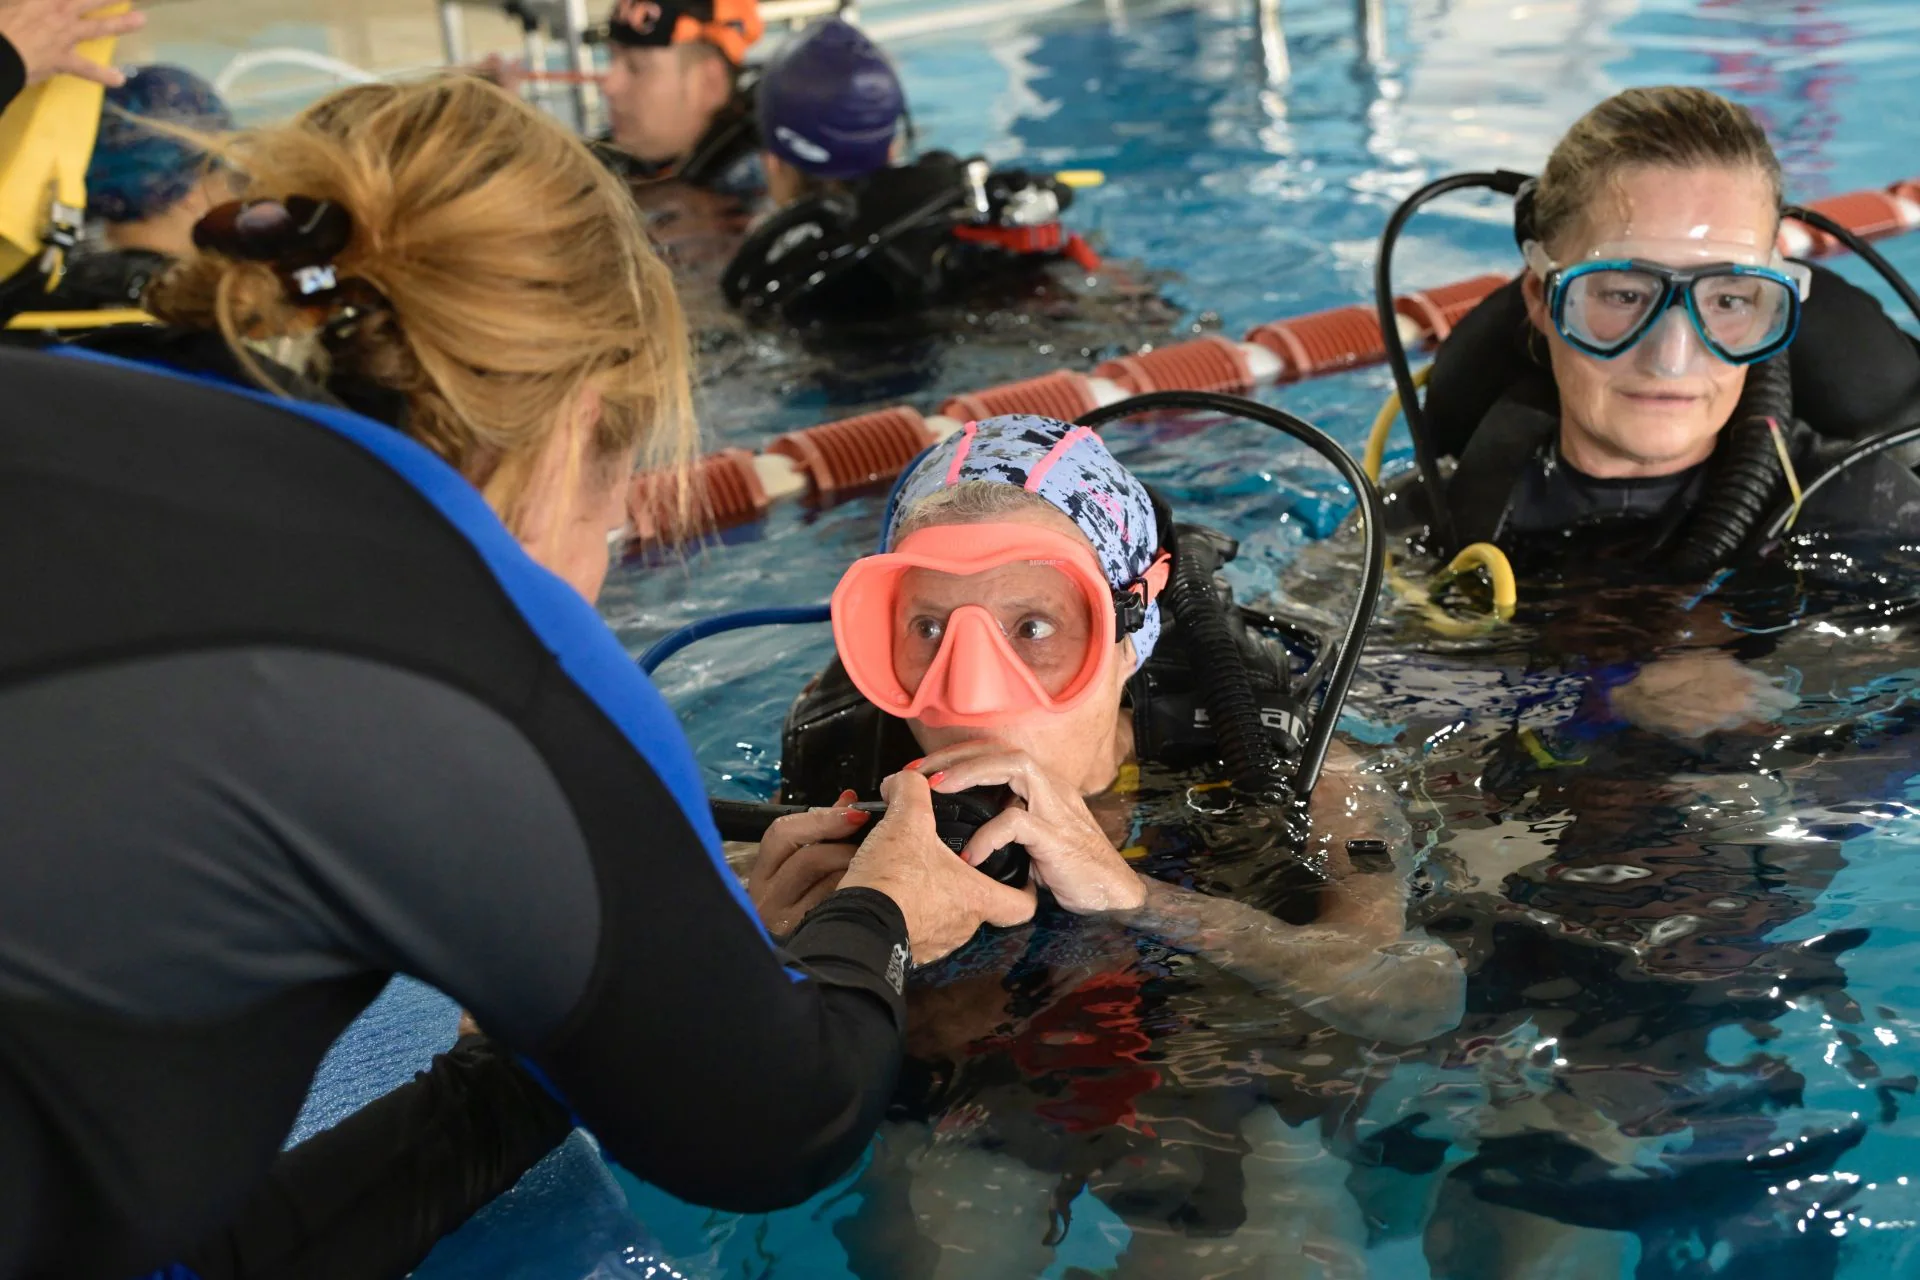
xmin=748 ymin=413 xmax=1461 ymax=1276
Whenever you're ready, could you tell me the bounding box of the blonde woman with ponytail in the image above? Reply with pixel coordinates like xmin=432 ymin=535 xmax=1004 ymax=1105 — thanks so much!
xmin=0 ymin=75 xmax=1026 ymax=1279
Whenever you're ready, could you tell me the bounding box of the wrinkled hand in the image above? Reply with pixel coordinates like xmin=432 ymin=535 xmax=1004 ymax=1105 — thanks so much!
xmin=748 ymin=790 xmax=866 ymax=937
xmin=1609 ymin=650 xmax=1797 ymax=741
xmin=0 ymin=0 xmax=145 ymax=88
xmin=915 ymin=742 xmax=1146 ymax=914
xmin=839 ymin=770 xmax=1036 ymax=962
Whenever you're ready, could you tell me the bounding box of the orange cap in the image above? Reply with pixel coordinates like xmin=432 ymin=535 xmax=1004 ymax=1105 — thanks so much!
xmin=608 ymin=0 xmax=764 ymax=65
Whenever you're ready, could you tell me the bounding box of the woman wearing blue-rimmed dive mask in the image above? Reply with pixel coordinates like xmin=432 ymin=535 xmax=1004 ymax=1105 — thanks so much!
xmin=1406 ymin=86 xmax=1920 ymax=748
xmin=1421 ymin=85 xmax=1920 ymax=579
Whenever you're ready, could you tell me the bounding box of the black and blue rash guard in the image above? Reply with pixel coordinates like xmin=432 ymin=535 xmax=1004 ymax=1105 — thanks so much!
xmin=0 ymin=344 xmax=910 ymax=1280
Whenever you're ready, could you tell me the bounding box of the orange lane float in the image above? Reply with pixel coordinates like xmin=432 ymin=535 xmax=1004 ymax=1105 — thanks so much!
xmin=631 ymin=176 xmax=1920 ymax=548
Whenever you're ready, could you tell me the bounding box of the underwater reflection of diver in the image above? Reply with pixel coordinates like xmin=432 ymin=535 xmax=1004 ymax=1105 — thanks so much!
xmin=643 ymin=390 xmax=1386 ymax=837
xmin=1372 ymin=159 xmax=1920 ymax=578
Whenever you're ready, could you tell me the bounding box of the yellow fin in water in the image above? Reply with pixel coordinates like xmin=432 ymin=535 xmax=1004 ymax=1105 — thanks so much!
xmin=0 ymin=5 xmax=130 ymax=287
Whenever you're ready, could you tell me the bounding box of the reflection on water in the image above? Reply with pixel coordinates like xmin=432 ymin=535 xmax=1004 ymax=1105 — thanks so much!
xmin=592 ymin=0 xmax=1920 ymax=1274
xmin=172 ymin=0 xmax=1920 ymax=1271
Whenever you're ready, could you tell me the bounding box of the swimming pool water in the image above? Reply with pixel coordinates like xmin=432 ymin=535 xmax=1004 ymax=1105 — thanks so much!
xmin=295 ymin=0 xmax=1920 ymax=1275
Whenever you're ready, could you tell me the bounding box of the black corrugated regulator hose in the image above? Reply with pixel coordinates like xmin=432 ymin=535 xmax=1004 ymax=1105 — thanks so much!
xmin=1074 ymin=389 xmax=1386 ymax=801
xmin=1159 ymin=526 xmax=1295 ymax=800
xmin=1666 ymin=354 xmax=1793 ymax=579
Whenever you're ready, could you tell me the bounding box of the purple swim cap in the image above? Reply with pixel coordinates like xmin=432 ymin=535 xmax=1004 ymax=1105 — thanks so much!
xmin=887 ymin=415 xmax=1167 ymax=667
xmin=757 ymin=18 xmax=903 ymax=181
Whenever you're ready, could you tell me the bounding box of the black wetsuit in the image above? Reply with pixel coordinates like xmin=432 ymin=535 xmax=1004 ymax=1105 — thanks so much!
xmin=0 ymin=338 xmax=912 ymax=1280
xmin=1445 ymin=400 xmax=1920 ymax=564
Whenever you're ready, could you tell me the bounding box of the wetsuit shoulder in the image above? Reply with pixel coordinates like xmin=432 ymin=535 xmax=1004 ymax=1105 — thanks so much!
xmin=0 ymin=347 xmax=908 ymax=1272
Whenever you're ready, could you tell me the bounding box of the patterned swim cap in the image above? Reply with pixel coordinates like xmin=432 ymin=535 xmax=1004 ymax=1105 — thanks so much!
xmin=886 ymin=414 xmax=1166 ymax=666
xmin=87 ymin=65 xmax=233 ymax=225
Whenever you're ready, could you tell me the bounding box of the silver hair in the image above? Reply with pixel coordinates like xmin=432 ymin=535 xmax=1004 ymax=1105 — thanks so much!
xmin=891 ymin=481 xmax=1057 ymax=542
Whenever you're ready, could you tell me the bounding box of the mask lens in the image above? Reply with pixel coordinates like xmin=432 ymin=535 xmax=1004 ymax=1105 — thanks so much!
xmin=1560 ymin=267 xmax=1666 ymax=351
xmin=1689 ymin=270 xmax=1794 ymax=359
xmin=892 ymin=562 xmax=1096 ymax=700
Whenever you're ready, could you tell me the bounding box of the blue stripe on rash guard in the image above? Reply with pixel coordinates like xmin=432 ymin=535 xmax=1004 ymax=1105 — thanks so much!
xmin=53 ymin=347 xmax=779 ymax=946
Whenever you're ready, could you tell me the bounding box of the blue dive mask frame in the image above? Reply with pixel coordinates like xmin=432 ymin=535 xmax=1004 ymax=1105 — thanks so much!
xmin=1532 ymin=251 xmax=1809 ymax=366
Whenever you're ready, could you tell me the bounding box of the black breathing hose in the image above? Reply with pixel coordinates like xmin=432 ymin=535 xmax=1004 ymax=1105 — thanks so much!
xmin=1374 ymin=170 xmax=1533 ymax=556
xmin=1161 ymin=527 xmax=1293 ymax=799
xmin=1666 ymin=355 xmax=1794 ymax=578
xmin=1784 ymin=203 xmax=1920 ymax=330
xmin=1674 ymin=204 xmax=1920 ymax=556
xmin=1074 ymin=390 xmax=1386 ymax=798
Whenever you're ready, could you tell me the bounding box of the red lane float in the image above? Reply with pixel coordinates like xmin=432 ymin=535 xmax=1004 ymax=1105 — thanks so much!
xmin=767 ymin=406 xmax=936 ymax=501
xmin=628 ymin=447 xmax=767 ymax=544
xmin=1094 ymin=334 xmax=1256 ymax=395
xmin=1247 ymin=302 xmax=1395 ymax=381
xmin=1396 ymin=274 xmax=1512 ymax=343
xmin=940 ymin=369 xmax=1103 ymax=422
xmin=630 ymin=173 xmax=1920 ymax=549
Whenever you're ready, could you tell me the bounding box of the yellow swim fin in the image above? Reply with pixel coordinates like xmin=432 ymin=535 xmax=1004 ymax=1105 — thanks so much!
xmin=0 ymin=4 xmax=130 ymax=291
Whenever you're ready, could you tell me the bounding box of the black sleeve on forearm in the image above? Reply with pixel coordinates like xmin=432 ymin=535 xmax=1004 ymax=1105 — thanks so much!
xmin=782 ymin=888 xmax=911 ymax=1028
xmin=0 ymin=35 xmax=23 ymax=116
xmin=531 ymin=823 xmax=911 ymax=1215
xmin=178 ymin=1036 xmax=574 ymax=1280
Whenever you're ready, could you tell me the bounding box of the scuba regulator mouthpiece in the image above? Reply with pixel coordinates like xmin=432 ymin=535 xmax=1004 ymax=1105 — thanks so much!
xmin=711 ymin=788 xmax=1031 ymax=889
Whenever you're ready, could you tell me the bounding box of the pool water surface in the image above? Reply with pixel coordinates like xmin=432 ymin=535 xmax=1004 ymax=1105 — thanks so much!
xmin=285 ymin=0 xmax=1920 ymax=1275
